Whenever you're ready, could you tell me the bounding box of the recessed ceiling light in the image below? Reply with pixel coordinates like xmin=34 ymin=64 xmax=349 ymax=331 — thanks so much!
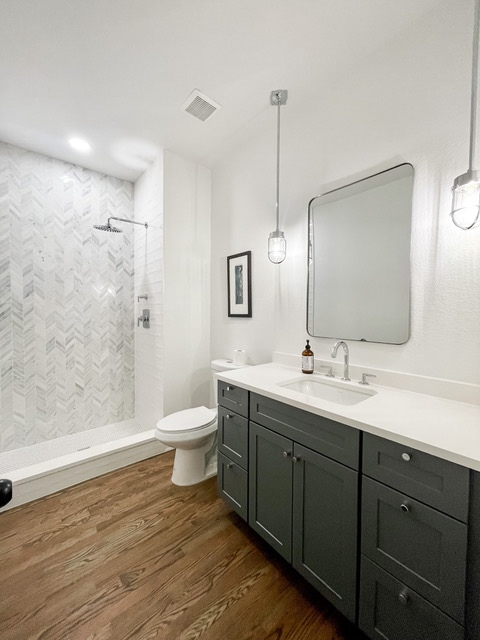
xmin=69 ymin=137 xmax=91 ymax=153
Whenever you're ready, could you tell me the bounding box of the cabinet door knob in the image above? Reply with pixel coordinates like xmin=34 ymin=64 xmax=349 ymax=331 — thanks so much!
xmin=226 ymin=385 xmax=234 ymax=391
xmin=402 ymin=452 xmax=411 ymax=462
xmin=292 ymin=456 xmax=300 ymax=463
xmin=398 ymin=592 xmax=409 ymax=606
xmin=283 ymin=451 xmax=291 ymax=458
xmin=225 ymin=414 xmax=233 ymax=420
xmin=400 ymin=503 xmax=410 ymax=513
xmin=226 ymin=463 xmax=233 ymax=469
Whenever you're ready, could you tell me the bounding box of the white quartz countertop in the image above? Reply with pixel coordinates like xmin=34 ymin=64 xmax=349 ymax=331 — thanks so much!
xmin=216 ymin=363 xmax=480 ymax=472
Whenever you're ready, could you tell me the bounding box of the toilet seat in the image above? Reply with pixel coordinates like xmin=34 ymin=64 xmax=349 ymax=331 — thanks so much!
xmin=156 ymin=406 xmax=216 ymax=434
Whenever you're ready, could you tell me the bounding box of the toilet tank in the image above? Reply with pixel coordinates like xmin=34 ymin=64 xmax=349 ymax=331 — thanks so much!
xmin=211 ymin=359 xmax=250 ymax=406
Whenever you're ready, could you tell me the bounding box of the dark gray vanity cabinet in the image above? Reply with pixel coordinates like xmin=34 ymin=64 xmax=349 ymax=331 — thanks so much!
xmin=248 ymin=394 xmax=359 ymax=623
xmin=359 ymin=433 xmax=470 ymax=640
xmin=217 ymin=384 xmax=477 ymax=640
xmin=217 ymin=385 xmax=249 ymax=520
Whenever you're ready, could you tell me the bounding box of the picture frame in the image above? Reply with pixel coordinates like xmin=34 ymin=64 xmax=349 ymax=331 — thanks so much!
xmin=227 ymin=251 xmax=252 ymax=317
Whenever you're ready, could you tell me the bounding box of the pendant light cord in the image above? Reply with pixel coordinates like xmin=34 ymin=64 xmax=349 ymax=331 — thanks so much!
xmin=268 ymin=89 xmax=288 ymax=258
xmin=275 ymin=94 xmax=281 ymax=233
xmin=470 ymin=0 xmax=480 ymax=172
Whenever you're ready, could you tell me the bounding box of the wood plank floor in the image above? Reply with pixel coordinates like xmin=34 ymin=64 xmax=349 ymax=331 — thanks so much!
xmin=0 ymin=452 xmax=362 ymax=640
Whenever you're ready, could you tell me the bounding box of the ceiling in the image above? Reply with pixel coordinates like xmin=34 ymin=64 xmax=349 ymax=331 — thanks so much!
xmin=0 ymin=0 xmax=444 ymax=181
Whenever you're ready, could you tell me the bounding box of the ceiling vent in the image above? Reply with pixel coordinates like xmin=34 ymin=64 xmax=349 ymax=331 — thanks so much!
xmin=180 ymin=89 xmax=222 ymax=122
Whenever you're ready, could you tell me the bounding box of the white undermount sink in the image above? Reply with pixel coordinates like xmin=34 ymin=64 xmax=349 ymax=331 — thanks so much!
xmin=278 ymin=376 xmax=376 ymax=406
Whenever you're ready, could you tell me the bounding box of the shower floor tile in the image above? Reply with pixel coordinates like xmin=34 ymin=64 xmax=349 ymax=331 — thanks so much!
xmin=0 ymin=419 xmax=148 ymax=474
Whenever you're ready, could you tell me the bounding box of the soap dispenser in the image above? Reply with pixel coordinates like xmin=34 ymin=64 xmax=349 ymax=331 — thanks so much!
xmin=302 ymin=340 xmax=314 ymax=374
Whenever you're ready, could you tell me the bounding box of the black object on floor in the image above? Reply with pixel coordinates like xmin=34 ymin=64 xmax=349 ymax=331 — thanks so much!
xmin=0 ymin=479 xmax=12 ymax=508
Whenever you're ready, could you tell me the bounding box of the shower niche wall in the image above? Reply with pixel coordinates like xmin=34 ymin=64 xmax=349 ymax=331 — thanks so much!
xmin=0 ymin=141 xmax=137 ymax=455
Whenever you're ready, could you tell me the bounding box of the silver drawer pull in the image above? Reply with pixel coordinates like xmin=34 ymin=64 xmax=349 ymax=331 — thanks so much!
xmin=292 ymin=456 xmax=300 ymax=463
xmin=402 ymin=452 xmax=411 ymax=462
xmin=400 ymin=503 xmax=410 ymax=513
xmin=283 ymin=451 xmax=291 ymax=458
xmin=398 ymin=592 xmax=409 ymax=606
xmin=226 ymin=463 xmax=233 ymax=469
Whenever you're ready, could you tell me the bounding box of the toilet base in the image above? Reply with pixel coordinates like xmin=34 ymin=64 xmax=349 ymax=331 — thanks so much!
xmin=171 ymin=437 xmax=217 ymax=486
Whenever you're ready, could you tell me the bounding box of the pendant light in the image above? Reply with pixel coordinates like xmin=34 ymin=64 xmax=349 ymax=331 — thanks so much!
xmin=268 ymin=89 xmax=288 ymax=263
xmin=451 ymin=0 xmax=480 ymax=230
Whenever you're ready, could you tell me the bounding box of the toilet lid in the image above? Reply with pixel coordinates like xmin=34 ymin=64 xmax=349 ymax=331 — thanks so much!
xmin=156 ymin=406 xmax=217 ymax=433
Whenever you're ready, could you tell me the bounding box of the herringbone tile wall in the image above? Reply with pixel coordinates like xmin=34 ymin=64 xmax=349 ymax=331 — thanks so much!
xmin=0 ymin=142 xmax=135 ymax=452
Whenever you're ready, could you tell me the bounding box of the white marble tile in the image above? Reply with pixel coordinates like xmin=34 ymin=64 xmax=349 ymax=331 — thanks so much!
xmin=0 ymin=142 xmax=136 ymax=452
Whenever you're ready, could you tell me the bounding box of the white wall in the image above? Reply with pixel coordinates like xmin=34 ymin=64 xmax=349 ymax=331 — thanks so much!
xmin=134 ymin=150 xmax=211 ymax=423
xmin=210 ymin=2 xmax=480 ymax=385
xmin=163 ymin=151 xmax=212 ymax=414
xmin=133 ymin=152 xmax=165 ymax=429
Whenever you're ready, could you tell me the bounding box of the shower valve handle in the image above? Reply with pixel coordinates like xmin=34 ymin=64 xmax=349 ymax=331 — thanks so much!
xmin=137 ymin=309 xmax=150 ymax=329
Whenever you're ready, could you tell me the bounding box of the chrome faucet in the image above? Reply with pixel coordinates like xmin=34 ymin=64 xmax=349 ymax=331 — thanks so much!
xmin=331 ymin=341 xmax=350 ymax=381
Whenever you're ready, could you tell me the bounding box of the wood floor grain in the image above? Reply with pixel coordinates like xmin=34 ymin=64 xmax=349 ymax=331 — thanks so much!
xmin=0 ymin=452 xmax=362 ymax=640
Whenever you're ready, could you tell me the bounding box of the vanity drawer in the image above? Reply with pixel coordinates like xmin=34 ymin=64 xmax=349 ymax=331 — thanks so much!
xmin=359 ymin=557 xmax=464 ymax=640
xmin=218 ymin=406 xmax=248 ymax=470
xmin=250 ymin=392 xmax=359 ymax=469
xmin=218 ymin=381 xmax=249 ymax=417
xmin=363 ymin=432 xmax=470 ymax=522
xmin=217 ymin=452 xmax=248 ymax=521
xmin=362 ymin=476 xmax=467 ymax=623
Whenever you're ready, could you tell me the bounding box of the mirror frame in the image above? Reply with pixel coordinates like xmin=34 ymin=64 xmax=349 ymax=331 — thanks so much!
xmin=306 ymin=163 xmax=414 ymax=344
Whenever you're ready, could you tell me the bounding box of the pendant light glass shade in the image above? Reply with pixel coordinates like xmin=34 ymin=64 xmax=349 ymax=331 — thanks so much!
xmin=268 ymin=89 xmax=288 ymax=263
xmin=451 ymin=170 xmax=480 ymax=230
xmin=268 ymin=230 xmax=286 ymax=264
xmin=451 ymin=0 xmax=480 ymax=229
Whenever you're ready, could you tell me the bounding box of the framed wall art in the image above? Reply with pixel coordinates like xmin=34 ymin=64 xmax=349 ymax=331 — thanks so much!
xmin=227 ymin=251 xmax=252 ymax=317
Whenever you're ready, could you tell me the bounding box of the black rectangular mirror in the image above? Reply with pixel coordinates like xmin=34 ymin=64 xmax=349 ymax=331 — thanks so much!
xmin=307 ymin=164 xmax=414 ymax=344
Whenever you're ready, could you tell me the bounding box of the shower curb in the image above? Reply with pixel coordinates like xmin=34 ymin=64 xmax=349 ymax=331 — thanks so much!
xmin=2 ymin=434 xmax=169 ymax=512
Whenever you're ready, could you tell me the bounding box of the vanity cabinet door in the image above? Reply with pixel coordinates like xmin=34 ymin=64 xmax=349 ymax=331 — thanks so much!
xmin=363 ymin=432 xmax=470 ymax=522
xmin=249 ymin=422 xmax=293 ymax=562
xmin=218 ymin=381 xmax=249 ymax=417
xmin=217 ymin=452 xmax=248 ymax=521
xmin=250 ymin=393 xmax=359 ymax=469
xmin=292 ymin=443 xmax=358 ymax=623
xmin=218 ymin=406 xmax=248 ymax=470
xmin=359 ymin=557 xmax=464 ymax=640
xmin=362 ymin=476 xmax=467 ymax=623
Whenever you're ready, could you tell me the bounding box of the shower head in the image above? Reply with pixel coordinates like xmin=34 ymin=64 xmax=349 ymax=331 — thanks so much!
xmin=93 ymin=216 xmax=148 ymax=233
xmin=93 ymin=222 xmax=122 ymax=233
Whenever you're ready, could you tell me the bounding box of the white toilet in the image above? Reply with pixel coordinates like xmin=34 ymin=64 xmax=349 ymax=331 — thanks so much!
xmin=155 ymin=359 xmax=248 ymax=486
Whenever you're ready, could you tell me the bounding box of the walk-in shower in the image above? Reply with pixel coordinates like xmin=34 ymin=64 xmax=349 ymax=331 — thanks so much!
xmin=0 ymin=142 xmax=164 ymax=511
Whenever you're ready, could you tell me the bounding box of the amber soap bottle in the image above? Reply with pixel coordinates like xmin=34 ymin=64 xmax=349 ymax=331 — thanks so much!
xmin=302 ymin=340 xmax=314 ymax=374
